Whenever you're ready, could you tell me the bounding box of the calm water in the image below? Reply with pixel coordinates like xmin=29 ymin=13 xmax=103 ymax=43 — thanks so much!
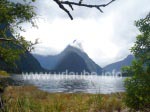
xmin=11 ymin=74 xmax=126 ymax=94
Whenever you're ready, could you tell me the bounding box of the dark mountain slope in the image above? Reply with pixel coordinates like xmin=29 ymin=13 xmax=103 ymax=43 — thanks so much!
xmin=54 ymin=51 xmax=90 ymax=74
xmin=33 ymin=54 xmax=60 ymax=70
xmin=34 ymin=45 xmax=102 ymax=75
xmin=0 ymin=52 xmax=45 ymax=73
xmin=103 ymin=55 xmax=134 ymax=72
xmin=0 ymin=24 xmax=45 ymax=73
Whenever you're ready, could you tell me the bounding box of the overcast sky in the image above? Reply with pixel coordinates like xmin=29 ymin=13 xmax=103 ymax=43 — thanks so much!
xmin=20 ymin=0 xmax=150 ymax=67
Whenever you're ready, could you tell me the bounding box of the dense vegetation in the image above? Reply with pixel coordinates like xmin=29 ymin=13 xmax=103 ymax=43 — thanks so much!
xmin=0 ymin=0 xmax=37 ymax=65
xmin=0 ymin=70 xmax=9 ymax=92
xmin=123 ymin=13 xmax=150 ymax=111
xmin=0 ymin=70 xmax=9 ymax=77
xmin=0 ymin=1 xmax=46 ymax=73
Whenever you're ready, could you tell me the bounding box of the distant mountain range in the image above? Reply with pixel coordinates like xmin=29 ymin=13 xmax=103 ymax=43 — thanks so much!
xmin=34 ymin=42 xmax=102 ymax=75
xmin=34 ymin=49 xmax=134 ymax=75
xmin=0 ymin=23 xmax=134 ymax=74
xmin=103 ymin=55 xmax=134 ymax=73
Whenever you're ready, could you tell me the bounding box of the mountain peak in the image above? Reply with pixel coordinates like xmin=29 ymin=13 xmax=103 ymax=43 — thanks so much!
xmin=34 ymin=40 xmax=102 ymax=74
xmin=69 ymin=40 xmax=84 ymax=51
xmin=126 ymin=54 xmax=134 ymax=59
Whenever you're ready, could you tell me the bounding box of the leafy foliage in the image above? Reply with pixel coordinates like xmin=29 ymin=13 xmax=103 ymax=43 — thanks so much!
xmin=123 ymin=13 xmax=150 ymax=111
xmin=0 ymin=70 xmax=9 ymax=77
xmin=0 ymin=0 xmax=37 ymax=64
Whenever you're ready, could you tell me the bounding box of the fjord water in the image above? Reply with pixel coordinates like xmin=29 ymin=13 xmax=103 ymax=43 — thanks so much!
xmin=11 ymin=74 xmax=126 ymax=94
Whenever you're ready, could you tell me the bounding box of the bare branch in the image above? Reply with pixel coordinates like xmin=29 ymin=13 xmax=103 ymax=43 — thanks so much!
xmin=79 ymin=0 xmax=83 ymax=4
xmin=61 ymin=0 xmax=115 ymax=9
xmin=68 ymin=4 xmax=74 ymax=10
xmin=53 ymin=0 xmax=73 ymax=20
xmin=53 ymin=0 xmax=115 ymax=20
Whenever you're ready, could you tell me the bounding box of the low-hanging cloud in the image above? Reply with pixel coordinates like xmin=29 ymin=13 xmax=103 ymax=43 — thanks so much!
xmin=19 ymin=0 xmax=150 ymax=67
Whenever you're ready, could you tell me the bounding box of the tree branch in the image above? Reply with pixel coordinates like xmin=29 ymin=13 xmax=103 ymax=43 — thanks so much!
xmin=0 ymin=38 xmax=12 ymax=42
xmin=61 ymin=0 xmax=115 ymax=8
xmin=53 ymin=0 xmax=115 ymax=20
xmin=53 ymin=0 xmax=73 ymax=20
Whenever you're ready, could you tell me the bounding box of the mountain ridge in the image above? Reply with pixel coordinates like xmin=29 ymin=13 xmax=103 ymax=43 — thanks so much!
xmin=33 ymin=45 xmax=102 ymax=75
xmin=103 ymin=55 xmax=134 ymax=73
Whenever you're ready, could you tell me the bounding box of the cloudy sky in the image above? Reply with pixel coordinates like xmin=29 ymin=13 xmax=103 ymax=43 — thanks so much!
xmin=20 ymin=0 xmax=150 ymax=67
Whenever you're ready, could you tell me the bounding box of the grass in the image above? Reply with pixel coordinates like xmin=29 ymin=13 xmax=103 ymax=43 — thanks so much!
xmin=0 ymin=70 xmax=10 ymax=92
xmin=0 ymin=70 xmax=9 ymax=77
xmin=1 ymin=86 xmax=127 ymax=112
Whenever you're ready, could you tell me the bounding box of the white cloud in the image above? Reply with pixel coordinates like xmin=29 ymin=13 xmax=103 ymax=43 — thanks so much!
xmin=20 ymin=0 xmax=150 ymax=67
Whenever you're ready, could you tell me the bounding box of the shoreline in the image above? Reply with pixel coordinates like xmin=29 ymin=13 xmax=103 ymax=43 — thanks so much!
xmin=0 ymin=85 xmax=128 ymax=112
xmin=0 ymin=73 xmax=128 ymax=111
